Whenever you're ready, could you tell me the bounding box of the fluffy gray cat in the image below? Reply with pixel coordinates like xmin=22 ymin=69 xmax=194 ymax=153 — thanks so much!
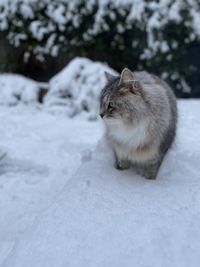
xmin=100 ymin=68 xmax=177 ymax=179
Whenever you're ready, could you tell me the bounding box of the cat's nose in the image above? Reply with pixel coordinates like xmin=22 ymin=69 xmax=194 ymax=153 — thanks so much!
xmin=100 ymin=113 xmax=104 ymax=118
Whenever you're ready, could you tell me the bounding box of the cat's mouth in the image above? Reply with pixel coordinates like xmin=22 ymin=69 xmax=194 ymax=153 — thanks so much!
xmin=100 ymin=114 xmax=115 ymax=120
xmin=103 ymin=116 xmax=121 ymax=125
xmin=99 ymin=113 xmax=105 ymax=119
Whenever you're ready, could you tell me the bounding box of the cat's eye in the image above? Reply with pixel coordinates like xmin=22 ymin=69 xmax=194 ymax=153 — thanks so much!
xmin=108 ymin=102 xmax=114 ymax=112
xmin=133 ymin=81 xmax=139 ymax=89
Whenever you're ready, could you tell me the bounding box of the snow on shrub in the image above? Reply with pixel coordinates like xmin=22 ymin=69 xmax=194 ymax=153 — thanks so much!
xmin=0 ymin=0 xmax=200 ymax=60
xmin=0 ymin=0 xmax=98 ymax=61
xmin=0 ymin=74 xmax=39 ymax=105
xmin=44 ymin=57 xmax=117 ymax=119
xmin=0 ymin=0 xmax=199 ymax=95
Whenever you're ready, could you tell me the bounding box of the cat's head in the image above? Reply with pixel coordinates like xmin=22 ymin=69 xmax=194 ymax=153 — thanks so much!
xmin=100 ymin=68 xmax=147 ymax=125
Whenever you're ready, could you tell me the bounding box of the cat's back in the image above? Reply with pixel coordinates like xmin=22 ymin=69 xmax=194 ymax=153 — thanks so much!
xmin=134 ymin=71 xmax=177 ymax=154
xmin=134 ymin=71 xmax=156 ymax=87
xmin=134 ymin=71 xmax=176 ymax=103
xmin=134 ymin=71 xmax=170 ymax=95
xmin=134 ymin=71 xmax=176 ymax=116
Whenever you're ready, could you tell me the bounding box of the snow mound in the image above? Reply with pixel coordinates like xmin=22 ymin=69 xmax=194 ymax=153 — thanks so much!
xmin=0 ymin=74 xmax=39 ymax=105
xmin=44 ymin=57 xmax=117 ymax=119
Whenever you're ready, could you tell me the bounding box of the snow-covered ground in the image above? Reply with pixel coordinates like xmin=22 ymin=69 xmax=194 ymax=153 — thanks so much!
xmin=0 ymin=74 xmax=40 ymax=105
xmin=0 ymin=100 xmax=200 ymax=267
xmin=0 ymin=105 xmax=103 ymax=266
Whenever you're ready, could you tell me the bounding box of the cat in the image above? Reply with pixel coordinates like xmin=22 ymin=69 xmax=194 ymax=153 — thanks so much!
xmin=100 ymin=68 xmax=177 ymax=179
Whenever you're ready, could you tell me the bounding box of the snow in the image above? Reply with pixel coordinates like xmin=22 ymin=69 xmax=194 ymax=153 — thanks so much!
xmin=0 ymin=105 xmax=103 ymax=266
xmin=1 ymin=0 xmax=200 ymax=62
xmin=20 ymin=3 xmax=34 ymax=19
xmin=128 ymin=0 xmax=146 ymax=21
xmin=0 ymin=58 xmax=117 ymax=119
xmin=0 ymin=74 xmax=39 ymax=105
xmin=0 ymin=100 xmax=200 ymax=266
xmin=44 ymin=57 xmax=117 ymax=119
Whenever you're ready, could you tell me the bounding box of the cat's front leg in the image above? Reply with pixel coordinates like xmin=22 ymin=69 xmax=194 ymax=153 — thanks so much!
xmin=141 ymin=161 xmax=161 ymax=179
xmin=116 ymin=159 xmax=130 ymax=170
xmin=114 ymin=153 xmax=130 ymax=170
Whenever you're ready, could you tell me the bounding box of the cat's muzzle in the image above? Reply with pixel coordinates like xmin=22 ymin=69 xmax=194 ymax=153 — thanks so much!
xmin=99 ymin=113 xmax=105 ymax=118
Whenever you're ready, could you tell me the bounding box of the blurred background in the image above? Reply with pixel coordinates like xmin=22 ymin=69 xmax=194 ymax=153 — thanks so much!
xmin=0 ymin=0 xmax=200 ymax=98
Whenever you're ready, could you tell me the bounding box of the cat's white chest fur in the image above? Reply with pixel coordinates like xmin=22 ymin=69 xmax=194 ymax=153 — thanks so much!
xmin=105 ymin=118 xmax=149 ymax=149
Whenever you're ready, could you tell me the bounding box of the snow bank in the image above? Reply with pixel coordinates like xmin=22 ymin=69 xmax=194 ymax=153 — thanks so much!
xmin=44 ymin=57 xmax=117 ymax=119
xmin=0 ymin=74 xmax=39 ymax=105
xmin=2 ymin=100 xmax=200 ymax=267
xmin=0 ymin=57 xmax=117 ymax=118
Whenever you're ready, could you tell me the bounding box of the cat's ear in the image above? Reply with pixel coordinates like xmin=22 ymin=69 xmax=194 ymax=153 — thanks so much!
xmin=119 ymin=68 xmax=143 ymax=95
xmin=119 ymin=68 xmax=133 ymax=85
xmin=104 ymin=71 xmax=116 ymax=82
xmin=119 ymin=80 xmax=143 ymax=96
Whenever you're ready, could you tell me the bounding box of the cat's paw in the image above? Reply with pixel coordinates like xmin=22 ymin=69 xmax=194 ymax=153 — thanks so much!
xmin=144 ymin=174 xmax=157 ymax=180
xmin=142 ymin=167 xmax=158 ymax=180
xmin=115 ymin=160 xmax=130 ymax=170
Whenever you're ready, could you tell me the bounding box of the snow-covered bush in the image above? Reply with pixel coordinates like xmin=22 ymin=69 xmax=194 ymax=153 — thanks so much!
xmin=44 ymin=57 xmax=117 ymax=119
xmin=1 ymin=0 xmax=199 ymax=59
xmin=0 ymin=74 xmax=40 ymax=105
xmin=0 ymin=0 xmax=98 ymax=62
xmin=0 ymin=0 xmax=200 ymax=96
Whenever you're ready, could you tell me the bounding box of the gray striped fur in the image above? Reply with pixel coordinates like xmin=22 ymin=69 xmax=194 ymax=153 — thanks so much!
xmin=100 ymin=68 xmax=177 ymax=179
